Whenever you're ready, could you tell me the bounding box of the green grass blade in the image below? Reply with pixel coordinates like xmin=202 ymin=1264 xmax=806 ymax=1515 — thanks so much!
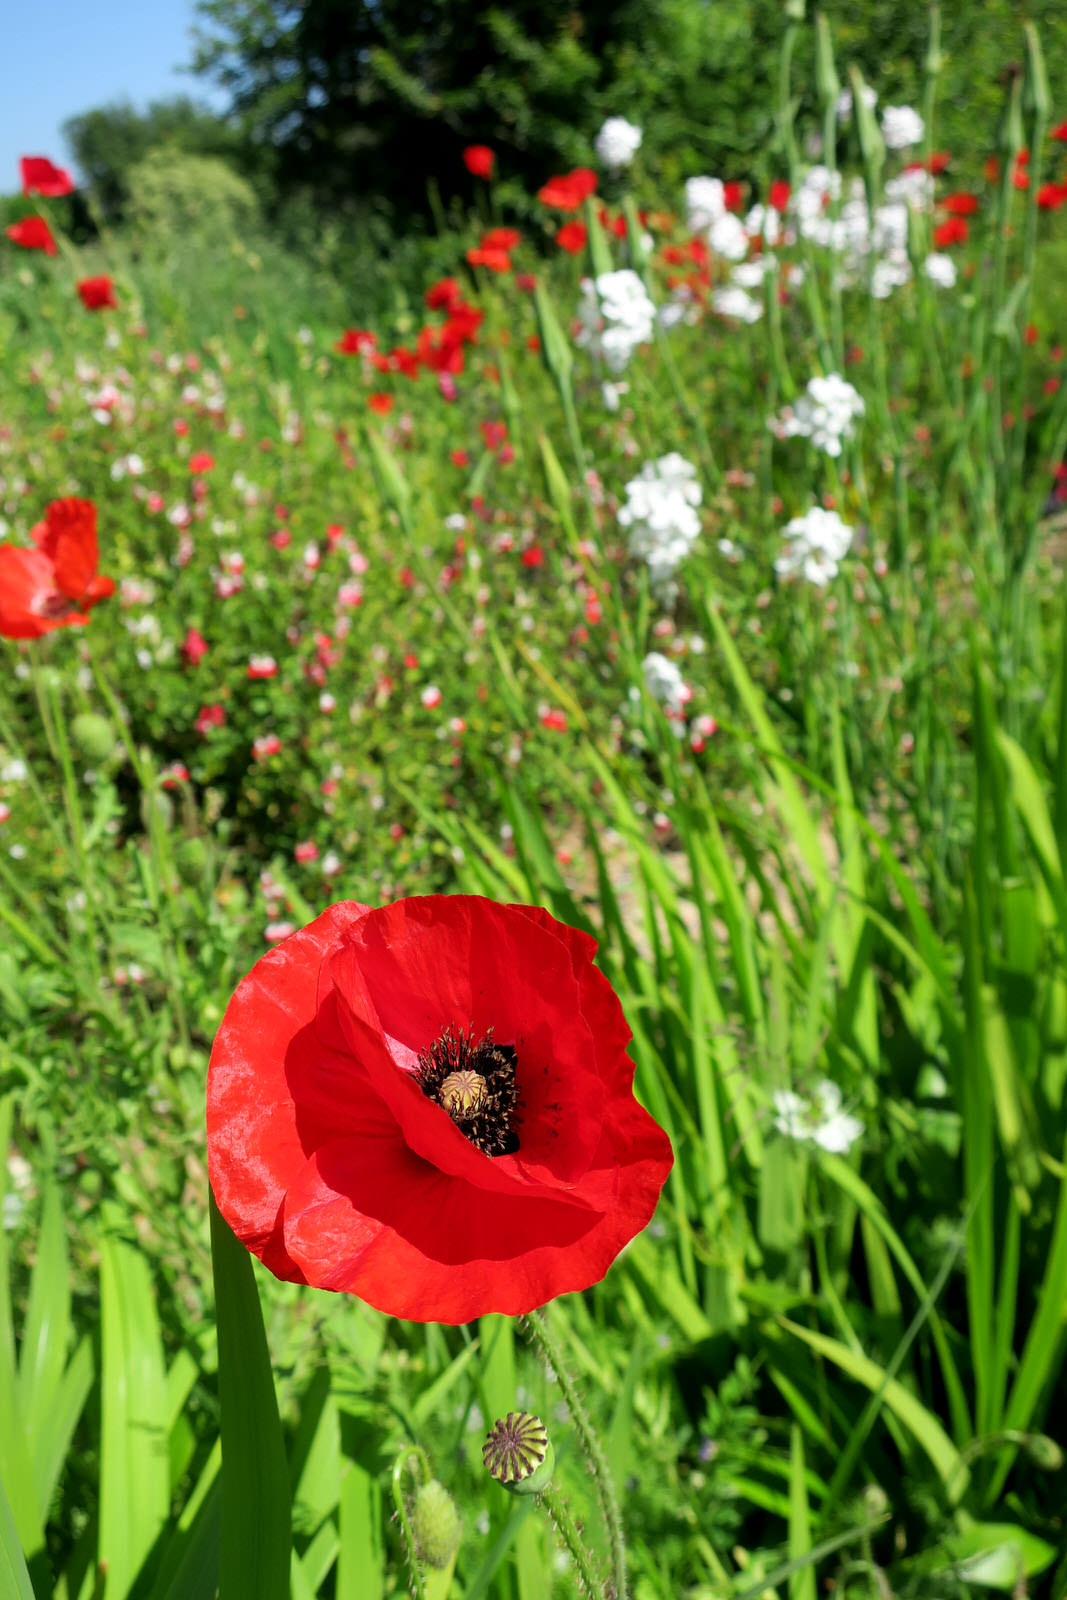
xmin=209 ymin=1194 xmax=291 ymax=1600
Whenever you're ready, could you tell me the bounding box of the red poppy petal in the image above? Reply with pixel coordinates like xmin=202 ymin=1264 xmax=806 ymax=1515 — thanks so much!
xmin=206 ymin=900 xmax=371 ymax=1257
xmin=329 ymin=896 xmax=607 ymax=1185
xmin=0 ymin=545 xmax=81 ymax=639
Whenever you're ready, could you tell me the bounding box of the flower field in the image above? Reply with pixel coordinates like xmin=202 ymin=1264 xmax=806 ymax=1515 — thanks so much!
xmin=5 ymin=11 xmax=1067 ymax=1598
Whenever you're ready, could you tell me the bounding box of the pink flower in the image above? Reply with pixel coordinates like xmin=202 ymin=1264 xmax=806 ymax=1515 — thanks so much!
xmin=182 ymin=627 xmax=209 ymax=666
xmin=265 ymin=921 xmax=296 ymax=944
xmin=196 ymin=704 xmax=226 ymax=736
xmin=294 ymin=840 xmax=319 ymax=864
xmin=421 ymin=684 xmax=442 ymax=709
xmin=252 ymin=734 xmax=283 ymax=761
xmin=247 ymin=655 xmax=278 ymax=679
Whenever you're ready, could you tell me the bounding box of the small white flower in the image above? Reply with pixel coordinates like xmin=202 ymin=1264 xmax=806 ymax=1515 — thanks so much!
xmin=925 ymin=252 xmax=957 ymax=288
xmin=595 ymin=116 xmax=642 ymax=171
xmin=618 ymin=454 xmax=702 ymax=592
xmin=772 ymin=1080 xmax=862 ymax=1152
xmin=642 ymin=652 xmax=692 ymax=712
xmin=775 ymin=505 xmax=854 ymax=586
xmin=711 ymin=286 xmax=763 ymax=323
xmin=881 ymin=104 xmax=924 ymax=150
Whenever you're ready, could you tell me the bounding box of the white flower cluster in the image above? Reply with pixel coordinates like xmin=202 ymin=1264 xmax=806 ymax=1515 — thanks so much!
xmin=642 ymin=652 xmax=692 ymax=713
xmin=576 ymin=270 xmax=656 ymax=372
xmin=790 ymin=161 xmax=938 ymax=300
xmin=595 ymin=116 xmax=642 ymax=171
xmin=771 ymin=373 xmax=865 ymax=456
xmin=684 ymin=176 xmax=730 ymax=232
xmin=775 ymin=506 xmax=853 ymax=587
xmin=772 ymin=1080 xmax=862 ymax=1153
xmin=925 ymin=251 xmax=957 ymax=288
xmin=881 ymin=104 xmax=925 ymax=150
xmin=618 ymin=454 xmax=703 ymax=592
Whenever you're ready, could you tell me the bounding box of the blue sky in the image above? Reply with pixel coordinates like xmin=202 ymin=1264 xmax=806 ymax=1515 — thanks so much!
xmin=2 ymin=0 xmax=225 ymax=189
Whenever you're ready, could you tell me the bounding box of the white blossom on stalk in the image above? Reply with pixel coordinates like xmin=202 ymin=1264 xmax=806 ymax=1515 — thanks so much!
xmin=617 ymin=454 xmax=702 ymax=592
xmin=575 ymin=270 xmax=656 ymax=372
xmin=707 ymin=211 xmax=749 ymax=262
xmin=642 ymin=652 xmax=691 ymax=713
xmin=925 ymin=252 xmax=957 ymax=288
xmin=772 ymin=1080 xmax=862 ymax=1152
xmin=595 ymin=116 xmax=642 ymax=170
xmin=684 ymin=175 xmax=728 ymax=231
xmin=711 ymin=285 xmax=763 ymax=323
xmin=881 ymin=104 xmax=925 ymax=150
xmin=775 ymin=506 xmax=854 ymax=586
xmin=770 ymin=374 xmax=865 ymax=456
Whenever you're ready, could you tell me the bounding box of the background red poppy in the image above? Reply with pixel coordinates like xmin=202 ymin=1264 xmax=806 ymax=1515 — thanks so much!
xmin=207 ymin=895 xmax=672 ymax=1322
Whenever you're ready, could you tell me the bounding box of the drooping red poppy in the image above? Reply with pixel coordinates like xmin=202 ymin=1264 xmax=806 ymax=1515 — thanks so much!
xmin=536 ymin=168 xmax=598 ymax=211
xmin=768 ymin=180 xmax=791 ymax=214
xmin=76 ymin=275 xmax=117 ymax=311
xmin=942 ymin=191 xmax=978 ymax=215
xmin=206 ymin=895 xmax=673 ymax=1322
xmin=335 ymin=328 xmax=376 ymax=355
xmin=934 ymin=217 xmax=969 ymax=247
xmin=481 ymin=226 xmax=522 ymax=252
xmin=1038 ymin=181 xmax=1067 ymax=210
xmin=20 ymin=155 xmax=74 ymax=197
xmin=556 ymin=221 xmax=588 ymax=254
xmin=466 ymin=245 xmax=511 ymax=273
xmin=463 ymin=145 xmax=495 ymax=179
xmin=0 ymin=498 xmax=114 ymax=640
xmin=425 ymin=276 xmax=462 ymax=311
xmin=6 ymin=215 xmax=57 ymax=256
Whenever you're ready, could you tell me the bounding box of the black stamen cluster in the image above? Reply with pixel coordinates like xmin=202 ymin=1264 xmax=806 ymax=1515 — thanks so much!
xmin=416 ymin=1023 xmax=521 ymax=1156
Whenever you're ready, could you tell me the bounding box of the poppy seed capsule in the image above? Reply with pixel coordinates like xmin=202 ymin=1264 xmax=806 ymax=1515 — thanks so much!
xmin=440 ymin=1069 xmax=488 ymax=1121
xmin=482 ymin=1413 xmax=555 ymax=1495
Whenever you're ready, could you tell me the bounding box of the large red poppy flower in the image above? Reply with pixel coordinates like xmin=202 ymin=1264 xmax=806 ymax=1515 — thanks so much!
xmin=0 ymin=498 xmax=114 ymax=640
xmin=207 ymin=896 xmax=673 ymax=1323
xmin=20 ymin=155 xmax=74 ymax=197
xmin=6 ymin=215 xmax=58 ymax=255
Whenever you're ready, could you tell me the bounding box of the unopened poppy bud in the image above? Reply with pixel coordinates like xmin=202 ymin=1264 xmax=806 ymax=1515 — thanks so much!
xmin=70 ymin=712 xmax=115 ymax=763
xmin=412 ymin=1479 xmax=461 ymax=1568
xmin=1024 ymin=1433 xmax=1064 ymax=1471
xmin=483 ymin=1412 xmax=555 ymax=1495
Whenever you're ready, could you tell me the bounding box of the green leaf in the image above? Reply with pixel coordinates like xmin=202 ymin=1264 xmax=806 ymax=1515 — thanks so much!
xmin=0 ymin=1469 xmax=35 ymax=1600
xmin=209 ymin=1195 xmax=291 ymax=1600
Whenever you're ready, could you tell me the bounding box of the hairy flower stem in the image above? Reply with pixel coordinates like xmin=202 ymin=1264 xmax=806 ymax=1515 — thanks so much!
xmin=391 ymin=1446 xmax=430 ymax=1600
xmin=537 ymin=1484 xmax=607 ymax=1596
xmin=524 ymin=1307 xmax=627 ymax=1599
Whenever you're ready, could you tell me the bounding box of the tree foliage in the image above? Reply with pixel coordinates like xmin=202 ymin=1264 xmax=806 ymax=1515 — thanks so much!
xmin=62 ymin=97 xmax=250 ymax=222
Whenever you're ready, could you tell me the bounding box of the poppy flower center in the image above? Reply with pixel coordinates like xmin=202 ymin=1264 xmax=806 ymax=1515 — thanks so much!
xmin=415 ymin=1024 xmax=520 ymax=1156
xmin=36 ymin=588 xmax=76 ymax=619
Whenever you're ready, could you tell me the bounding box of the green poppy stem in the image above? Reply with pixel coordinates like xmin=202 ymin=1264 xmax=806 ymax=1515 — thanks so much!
xmin=524 ymin=1306 xmax=627 ymax=1598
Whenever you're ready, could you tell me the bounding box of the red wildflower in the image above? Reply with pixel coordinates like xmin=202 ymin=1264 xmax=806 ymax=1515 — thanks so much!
xmin=5 ymin=215 xmax=57 ymax=255
xmin=768 ymin=180 xmax=791 ymax=214
xmin=934 ymin=217 xmax=969 ymax=247
xmin=463 ymin=145 xmax=495 ymax=179
xmin=1038 ymin=181 xmax=1067 ymax=210
xmin=482 ymin=227 xmax=521 ymax=251
xmin=368 ymin=393 xmax=394 ymax=416
xmin=722 ymin=181 xmax=743 ymax=211
xmin=521 ymin=546 xmax=544 ymax=568
xmin=466 ymin=246 xmax=511 ymax=273
xmin=20 ymin=156 xmax=74 ymax=197
xmin=76 ymin=275 xmax=117 ymax=311
xmin=556 ymin=221 xmax=588 ymax=254
xmin=425 ymin=277 xmax=462 ymax=311
xmin=335 ymin=329 xmax=376 ymax=356
xmin=540 ymin=709 xmax=567 ymax=732
xmin=1052 ymin=122 xmax=1067 ymax=142
xmin=390 ymin=347 xmax=420 ymax=378
xmin=196 ymin=704 xmax=226 ymax=736
xmin=537 ymin=168 xmax=598 ymax=211
xmin=0 ymin=498 xmax=114 ymax=640
xmin=189 ymin=451 xmax=215 ymax=474
xmin=182 ymin=627 xmax=209 ymax=666
xmin=206 ymin=895 xmax=672 ymax=1321
xmin=942 ymin=192 xmax=978 ymax=215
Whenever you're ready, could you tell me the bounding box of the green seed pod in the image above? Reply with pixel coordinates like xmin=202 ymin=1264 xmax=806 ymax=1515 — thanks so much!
xmin=174 ymin=836 xmax=208 ymax=884
xmin=412 ymin=1479 xmax=461 ymax=1569
xmin=1024 ymin=1433 xmax=1064 ymax=1471
xmin=70 ymin=712 xmax=115 ymax=763
xmin=814 ymin=15 xmax=841 ymax=109
xmin=141 ymin=789 xmax=174 ymax=832
xmin=482 ymin=1413 xmax=555 ymax=1496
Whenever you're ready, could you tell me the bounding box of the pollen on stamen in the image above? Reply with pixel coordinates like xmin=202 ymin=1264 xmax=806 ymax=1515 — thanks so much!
xmin=416 ymin=1022 xmax=521 ymax=1157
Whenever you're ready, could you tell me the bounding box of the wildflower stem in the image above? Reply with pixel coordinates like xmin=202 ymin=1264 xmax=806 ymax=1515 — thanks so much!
xmin=524 ymin=1306 xmax=627 ymax=1598
xmin=537 ymin=1483 xmax=606 ymax=1596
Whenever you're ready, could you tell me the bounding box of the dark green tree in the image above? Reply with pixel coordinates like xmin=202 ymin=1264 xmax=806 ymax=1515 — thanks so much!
xmin=62 ymin=97 xmax=251 ymax=221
